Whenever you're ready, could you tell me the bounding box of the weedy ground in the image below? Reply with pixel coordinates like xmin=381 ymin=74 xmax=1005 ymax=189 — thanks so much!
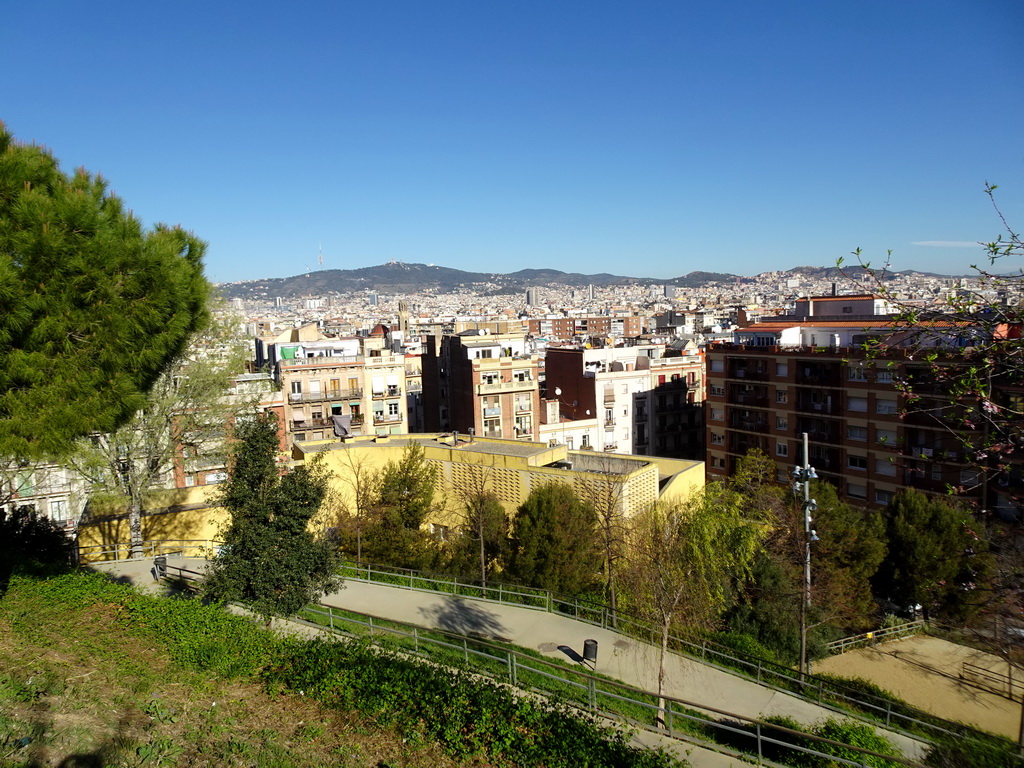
xmin=0 ymin=581 xmax=490 ymax=768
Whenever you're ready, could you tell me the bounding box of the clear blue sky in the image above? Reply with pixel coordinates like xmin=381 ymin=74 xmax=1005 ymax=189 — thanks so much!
xmin=3 ymin=1 xmax=1021 ymax=283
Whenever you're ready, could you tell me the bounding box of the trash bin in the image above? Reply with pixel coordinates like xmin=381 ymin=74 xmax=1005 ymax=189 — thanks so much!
xmin=154 ymin=556 xmax=167 ymax=580
xmin=583 ymin=639 xmax=598 ymax=665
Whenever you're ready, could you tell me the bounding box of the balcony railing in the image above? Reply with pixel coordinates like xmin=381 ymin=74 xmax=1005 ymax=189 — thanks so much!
xmin=371 ymin=386 xmax=402 ymax=399
xmin=289 ymin=388 xmax=363 ymax=403
xmin=476 ymin=380 xmax=536 ymax=395
xmin=291 ymin=417 xmax=333 ymax=430
xmin=604 ymin=417 xmax=616 ymax=428
xmin=373 ymin=413 xmax=403 ymax=425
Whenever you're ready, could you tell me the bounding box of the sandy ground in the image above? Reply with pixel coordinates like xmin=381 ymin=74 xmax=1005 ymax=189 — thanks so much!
xmin=814 ymin=634 xmax=1019 ymax=739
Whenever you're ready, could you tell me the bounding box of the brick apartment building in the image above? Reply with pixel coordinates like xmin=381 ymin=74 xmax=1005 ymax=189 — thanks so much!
xmin=421 ymin=331 xmax=541 ymax=440
xmin=527 ymin=315 xmax=645 ymax=341
xmin=705 ymin=294 xmax=1021 ymax=516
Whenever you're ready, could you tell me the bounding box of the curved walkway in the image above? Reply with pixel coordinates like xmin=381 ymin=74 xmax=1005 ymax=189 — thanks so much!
xmin=92 ymin=557 xmax=928 ymax=764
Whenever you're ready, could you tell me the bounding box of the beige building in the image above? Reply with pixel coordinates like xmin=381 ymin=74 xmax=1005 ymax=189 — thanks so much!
xmin=294 ymin=433 xmax=705 ymax=534
xmin=257 ymin=323 xmax=409 ymax=444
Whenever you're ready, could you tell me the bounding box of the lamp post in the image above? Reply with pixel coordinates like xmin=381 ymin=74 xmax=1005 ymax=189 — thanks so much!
xmin=791 ymin=431 xmax=819 ymax=681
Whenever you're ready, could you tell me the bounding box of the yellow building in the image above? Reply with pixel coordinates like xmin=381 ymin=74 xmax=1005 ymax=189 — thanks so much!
xmin=77 ymin=434 xmax=705 ymax=558
xmin=294 ymin=433 xmax=705 ymax=534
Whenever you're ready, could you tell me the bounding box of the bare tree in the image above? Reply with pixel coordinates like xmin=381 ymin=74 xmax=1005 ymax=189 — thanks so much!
xmin=448 ymin=457 xmax=507 ymax=588
xmin=323 ymin=449 xmax=382 ymax=566
xmin=576 ymin=460 xmax=629 ymax=625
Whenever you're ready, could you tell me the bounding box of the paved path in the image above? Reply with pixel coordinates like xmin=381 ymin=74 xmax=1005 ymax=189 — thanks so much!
xmin=90 ymin=558 xmax=927 ymax=766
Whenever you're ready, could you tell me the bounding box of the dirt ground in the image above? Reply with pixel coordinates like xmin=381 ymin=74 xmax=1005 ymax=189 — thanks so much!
xmin=814 ymin=634 xmax=1019 ymax=739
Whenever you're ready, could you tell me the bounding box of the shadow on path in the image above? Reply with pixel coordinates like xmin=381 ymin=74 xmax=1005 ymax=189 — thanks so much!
xmin=557 ymin=644 xmax=585 ymax=663
xmin=418 ymin=597 xmax=511 ymax=641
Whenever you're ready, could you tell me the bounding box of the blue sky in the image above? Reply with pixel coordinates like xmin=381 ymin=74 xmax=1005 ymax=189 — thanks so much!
xmin=3 ymin=1 xmax=1021 ymax=283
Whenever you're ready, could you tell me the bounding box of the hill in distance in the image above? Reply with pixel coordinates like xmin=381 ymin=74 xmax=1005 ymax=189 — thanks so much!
xmin=218 ymin=261 xmax=950 ymax=300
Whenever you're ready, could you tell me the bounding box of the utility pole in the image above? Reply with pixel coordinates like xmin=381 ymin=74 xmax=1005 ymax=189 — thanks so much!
xmin=792 ymin=432 xmax=819 ymax=681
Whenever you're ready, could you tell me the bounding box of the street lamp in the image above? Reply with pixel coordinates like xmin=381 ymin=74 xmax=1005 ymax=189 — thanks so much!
xmin=791 ymin=431 xmax=819 ymax=681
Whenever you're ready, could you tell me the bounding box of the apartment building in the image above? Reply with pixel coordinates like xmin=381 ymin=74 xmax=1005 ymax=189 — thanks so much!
xmin=704 ymin=294 xmax=1017 ymax=513
xmin=544 ymin=345 xmax=705 ymax=458
xmin=528 ymin=315 xmax=645 ymax=341
xmin=258 ymin=324 xmax=409 ymax=444
xmin=421 ymin=331 xmax=541 ymax=440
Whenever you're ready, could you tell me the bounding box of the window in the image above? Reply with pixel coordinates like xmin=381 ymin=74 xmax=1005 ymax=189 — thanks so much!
xmin=776 ymin=442 xmax=788 ymax=457
xmin=185 ymin=474 xmax=196 ymax=487
xmin=308 ymin=379 xmax=322 ymax=394
xmin=847 ymin=425 xmax=867 ymax=441
xmin=712 ymin=456 xmax=726 ymax=469
xmin=711 ymin=432 xmax=724 ymax=445
xmin=875 ymin=458 xmax=897 ymax=476
xmin=430 ymin=523 xmax=450 ymax=542
xmin=960 ymin=469 xmax=981 ymax=487
xmin=876 ymin=399 xmax=898 ymax=415
xmin=566 ymin=437 xmax=574 ymax=450
xmin=876 ymin=428 xmax=897 ymax=446
xmin=50 ymin=499 xmax=68 ymax=522
xmin=710 ymin=385 xmax=725 ymax=397
xmin=776 ymin=362 xmax=788 ymax=377
xmin=290 ymin=381 xmax=302 ymax=395
xmin=847 ymin=482 xmax=867 ymax=500
xmin=582 ymin=434 xmax=591 ymax=449
xmin=842 ymin=306 xmax=853 ymax=314
xmin=876 ymin=370 xmax=894 ymax=383
xmin=848 ymin=366 xmax=867 ymax=381
xmin=847 ymin=455 xmax=867 ymax=470
xmin=710 ymin=359 xmax=724 ymax=372
xmin=875 ymin=489 xmax=894 ymax=505
xmin=848 ymin=396 xmax=868 ymax=412
xmin=710 ymin=408 xmax=724 ymax=421
xmin=294 ymin=432 xmax=306 ymax=442
xmin=388 ymin=401 xmax=400 ymax=416
xmin=776 ymin=390 xmax=788 ymax=404
xmin=776 ymin=416 xmax=788 ymax=430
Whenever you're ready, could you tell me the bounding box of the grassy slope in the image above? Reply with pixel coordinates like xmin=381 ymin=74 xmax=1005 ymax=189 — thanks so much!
xmin=0 ymin=576 xmax=487 ymax=768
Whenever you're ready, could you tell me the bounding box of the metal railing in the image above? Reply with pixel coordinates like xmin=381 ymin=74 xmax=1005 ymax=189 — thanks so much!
xmin=294 ymin=601 xmax=925 ymax=768
xmin=77 ymin=539 xmax=222 ymax=564
xmin=962 ymin=662 xmax=1024 ymax=702
xmin=828 ymin=621 xmax=926 ymax=654
xmin=337 ymin=559 xmax=995 ymax=749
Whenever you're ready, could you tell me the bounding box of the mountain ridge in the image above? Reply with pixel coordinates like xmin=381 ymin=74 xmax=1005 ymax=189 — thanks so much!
xmin=217 ymin=261 xmax=952 ymax=300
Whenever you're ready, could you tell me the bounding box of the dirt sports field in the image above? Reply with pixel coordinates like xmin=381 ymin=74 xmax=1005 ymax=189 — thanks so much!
xmin=814 ymin=634 xmax=1019 ymax=738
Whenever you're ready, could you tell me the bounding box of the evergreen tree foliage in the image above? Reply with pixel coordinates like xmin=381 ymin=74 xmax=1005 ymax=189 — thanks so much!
xmin=875 ymin=488 xmax=993 ymax=621
xmin=204 ymin=413 xmax=339 ymax=621
xmin=0 ymin=123 xmax=209 ymax=460
xmin=0 ymin=506 xmax=75 ymax=587
xmin=506 ymin=483 xmax=600 ymax=595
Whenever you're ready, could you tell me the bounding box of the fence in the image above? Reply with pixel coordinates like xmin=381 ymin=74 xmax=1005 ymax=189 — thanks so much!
xmin=77 ymin=539 xmax=222 ymax=564
xmin=295 ymin=602 xmax=924 ymax=768
xmin=828 ymin=620 xmax=927 ymax=654
xmin=962 ymin=662 xmax=1024 ymax=702
xmin=338 ymin=559 xmax=995 ymax=749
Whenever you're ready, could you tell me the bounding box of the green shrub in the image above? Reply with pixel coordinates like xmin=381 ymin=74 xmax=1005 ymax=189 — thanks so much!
xmin=925 ymin=732 xmax=1021 ymax=768
xmin=710 ymin=631 xmax=780 ymax=666
xmin=263 ymin=636 xmax=681 ymax=767
xmin=805 ymin=719 xmax=902 ymax=768
xmin=125 ymin=595 xmax=274 ymax=679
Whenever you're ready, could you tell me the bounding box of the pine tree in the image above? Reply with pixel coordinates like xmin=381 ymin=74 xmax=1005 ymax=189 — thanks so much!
xmin=506 ymin=483 xmax=600 ymax=595
xmin=204 ymin=413 xmax=340 ymax=621
xmin=0 ymin=123 xmax=208 ymax=461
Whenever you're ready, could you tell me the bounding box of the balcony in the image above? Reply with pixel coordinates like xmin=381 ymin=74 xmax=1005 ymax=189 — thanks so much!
xmin=515 ymin=402 xmax=532 ymax=413
xmin=371 ymin=385 xmax=402 ymax=399
xmin=483 ymin=407 xmax=502 ymax=418
xmin=373 ymin=413 xmax=403 ymax=425
xmin=728 ymin=390 xmax=769 ymax=408
xmin=795 ymin=362 xmax=841 ymax=387
xmin=604 ymin=419 xmax=616 ymax=430
xmin=291 ymin=417 xmax=333 ymax=430
xmin=476 ymin=379 xmax=536 ymax=395
xmin=604 ymin=443 xmax=618 ymax=452
xmin=728 ymin=418 xmax=770 ymax=434
xmin=796 ymin=390 xmax=841 ymax=415
xmin=728 ymin=364 xmax=770 ymax=382
xmin=289 ymin=388 xmax=362 ymax=403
